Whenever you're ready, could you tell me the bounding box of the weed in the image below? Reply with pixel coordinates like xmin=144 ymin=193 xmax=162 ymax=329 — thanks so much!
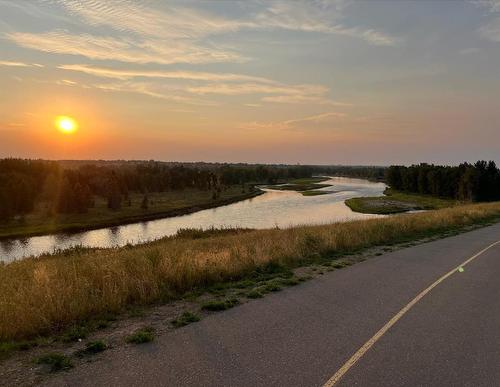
xmin=126 ymin=327 xmax=155 ymax=344
xmin=171 ymin=312 xmax=201 ymax=328
xmin=0 ymin=340 xmax=38 ymax=359
xmin=94 ymin=320 xmax=111 ymax=329
xmin=263 ymin=282 xmax=282 ymax=292
xmin=76 ymin=340 xmax=107 ymax=357
xmin=278 ymin=277 xmax=300 ymax=286
xmin=61 ymin=325 xmax=88 ymax=343
xmin=127 ymin=308 xmax=146 ymax=318
xmin=201 ymin=298 xmax=240 ymax=311
xmin=36 ymin=353 xmax=73 ymax=372
xmin=246 ymin=290 xmax=264 ymax=299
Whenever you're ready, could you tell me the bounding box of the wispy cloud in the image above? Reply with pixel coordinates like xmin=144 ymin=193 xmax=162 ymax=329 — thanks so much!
xmin=1 ymin=1 xmax=383 ymax=109
xmin=55 ymin=79 xmax=79 ymax=87
xmin=7 ymin=30 xmax=245 ymax=65
xmin=52 ymin=0 xmax=399 ymax=46
xmin=472 ymin=0 xmax=500 ymax=12
xmin=4 ymin=0 xmax=400 ymax=67
xmin=188 ymin=82 xmax=349 ymax=106
xmin=473 ymin=0 xmax=500 ymax=41
xmin=459 ymin=47 xmax=481 ymax=55
xmin=284 ymin=111 xmax=347 ymax=126
xmin=253 ymin=1 xmax=401 ymax=46
xmin=58 ymin=64 xmax=349 ymax=107
xmin=0 ymin=60 xmax=43 ymax=67
xmin=261 ymin=95 xmax=350 ymax=107
xmin=185 ymin=83 xmax=327 ymax=96
xmin=92 ymin=81 xmax=215 ymax=105
xmin=479 ymin=17 xmax=500 ymax=41
xmin=53 ymin=0 xmax=247 ymax=39
xmin=241 ymin=111 xmax=347 ymax=131
xmin=57 ymin=64 xmax=275 ymax=83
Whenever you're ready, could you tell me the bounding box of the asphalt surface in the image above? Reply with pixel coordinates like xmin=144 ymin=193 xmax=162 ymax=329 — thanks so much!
xmin=46 ymin=223 xmax=500 ymax=387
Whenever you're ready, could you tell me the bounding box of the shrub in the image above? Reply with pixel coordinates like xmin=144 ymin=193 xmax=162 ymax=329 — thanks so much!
xmin=126 ymin=327 xmax=154 ymax=344
xmin=36 ymin=353 xmax=73 ymax=372
xmin=171 ymin=312 xmax=201 ymax=328
xmin=76 ymin=340 xmax=107 ymax=356
xmin=201 ymin=298 xmax=240 ymax=311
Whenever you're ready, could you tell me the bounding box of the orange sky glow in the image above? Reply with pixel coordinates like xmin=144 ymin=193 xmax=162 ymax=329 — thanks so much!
xmin=1 ymin=1 xmax=500 ymax=164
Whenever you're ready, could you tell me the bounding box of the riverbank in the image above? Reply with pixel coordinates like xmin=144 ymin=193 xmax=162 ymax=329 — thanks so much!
xmin=1 ymin=201 xmax=500 ymax=345
xmin=0 ymin=188 xmax=263 ymax=240
xmin=345 ymin=188 xmax=460 ymax=214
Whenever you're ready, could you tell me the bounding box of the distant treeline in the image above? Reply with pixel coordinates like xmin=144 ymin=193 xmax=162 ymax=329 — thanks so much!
xmin=386 ymin=161 xmax=500 ymax=202
xmin=0 ymin=159 xmax=388 ymax=219
xmin=316 ymin=165 xmax=386 ymax=181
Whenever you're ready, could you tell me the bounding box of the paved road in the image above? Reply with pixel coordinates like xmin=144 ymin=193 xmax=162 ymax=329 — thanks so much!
xmin=47 ymin=223 xmax=500 ymax=387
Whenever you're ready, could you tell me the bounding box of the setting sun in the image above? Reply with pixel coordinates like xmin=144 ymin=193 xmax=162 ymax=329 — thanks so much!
xmin=55 ymin=116 xmax=78 ymax=134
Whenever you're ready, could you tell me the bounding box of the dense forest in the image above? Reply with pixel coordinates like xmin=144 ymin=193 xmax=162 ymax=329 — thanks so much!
xmin=386 ymin=161 xmax=500 ymax=202
xmin=0 ymin=159 xmax=385 ymax=220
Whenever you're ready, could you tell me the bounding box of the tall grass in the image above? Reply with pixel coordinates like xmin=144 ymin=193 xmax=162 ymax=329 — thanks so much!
xmin=1 ymin=202 xmax=500 ymax=341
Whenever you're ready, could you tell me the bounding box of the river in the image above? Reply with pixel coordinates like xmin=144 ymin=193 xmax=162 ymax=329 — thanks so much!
xmin=0 ymin=177 xmax=386 ymax=262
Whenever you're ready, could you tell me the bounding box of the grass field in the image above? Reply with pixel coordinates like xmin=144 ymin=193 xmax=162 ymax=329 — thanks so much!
xmin=345 ymin=188 xmax=461 ymax=214
xmin=1 ymin=201 xmax=500 ymax=342
xmin=0 ymin=187 xmax=261 ymax=239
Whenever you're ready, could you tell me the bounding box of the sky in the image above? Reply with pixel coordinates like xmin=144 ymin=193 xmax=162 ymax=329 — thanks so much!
xmin=1 ymin=0 xmax=500 ymax=165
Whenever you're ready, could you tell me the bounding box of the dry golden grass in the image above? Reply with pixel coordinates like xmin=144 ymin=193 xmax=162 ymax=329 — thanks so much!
xmin=1 ymin=202 xmax=500 ymax=341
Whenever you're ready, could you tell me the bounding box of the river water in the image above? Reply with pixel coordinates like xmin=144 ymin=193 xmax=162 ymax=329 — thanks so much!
xmin=0 ymin=177 xmax=386 ymax=262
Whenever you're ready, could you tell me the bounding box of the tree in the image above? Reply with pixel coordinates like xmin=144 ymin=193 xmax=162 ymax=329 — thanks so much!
xmin=141 ymin=194 xmax=149 ymax=210
xmin=107 ymin=188 xmax=122 ymax=210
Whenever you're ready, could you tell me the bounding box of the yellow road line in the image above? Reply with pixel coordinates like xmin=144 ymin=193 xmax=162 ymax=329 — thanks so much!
xmin=323 ymin=240 xmax=500 ymax=387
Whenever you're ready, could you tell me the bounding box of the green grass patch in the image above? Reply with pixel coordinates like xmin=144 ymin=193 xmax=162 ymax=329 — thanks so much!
xmin=346 ymin=188 xmax=460 ymax=214
xmin=35 ymin=353 xmax=73 ymax=372
xmin=280 ymin=277 xmax=300 ymax=286
xmin=267 ymin=183 xmax=331 ymax=192
xmin=76 ymin=340 xmax=107 ymax=357
xmin=331 ymin=261 xmax=348 ymax=269
xmin=263 ymin=282 xmax=282 ymax=292
xmin=171 ymin=312 xmax=201 ymax=328
xmin=201 ymin=298 xmax=240 ymax=311
xmin=288 ymin=177 xmax=330 ymax=185
xmin=246 ymin=290 xmax=264 ymax=299
xmin=127 ymin=307 xmax=146 ymax=318
xmin=61 ymin=325 xmax=88 ymax=343
xmin=0 ymin=340 xmax=39 ymax=359
xmin=301 ymin=190 xmax=330 ymax=196
xmin=264 ymin=176 xmax=331 ymax=193
xmin=125 ymin=327 xmax=155 ymax=344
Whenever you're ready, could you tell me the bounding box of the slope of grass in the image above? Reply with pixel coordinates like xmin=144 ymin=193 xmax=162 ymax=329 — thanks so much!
xmin=346 ymin=188 xmax=460 ymax=214
xmin=1 ymin=202 xmax=500 ymax=341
